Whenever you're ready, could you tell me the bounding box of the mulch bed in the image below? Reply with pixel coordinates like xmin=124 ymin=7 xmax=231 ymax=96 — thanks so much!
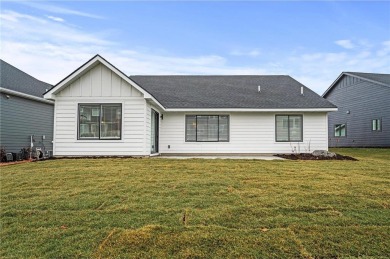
xmin=275 ymin=153 xmax=358 ymax=161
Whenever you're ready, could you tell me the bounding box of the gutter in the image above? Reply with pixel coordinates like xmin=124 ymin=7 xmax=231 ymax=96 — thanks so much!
xmin=164 ymin=108 xmax=338 ymax=112
xmin=0 ymin=87 xmax=55 ymax=105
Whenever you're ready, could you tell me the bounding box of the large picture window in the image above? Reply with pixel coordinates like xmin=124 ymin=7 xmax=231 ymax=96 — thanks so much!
xmin=186 ymin=115 xmax=229 ymax=142
xmin=334 ymin=123 xmax=346 ymax=137
xmin=275 ymin=115 xmax=303 ymax=142
xmin=78 ymin=104 xmax=122 ymax=140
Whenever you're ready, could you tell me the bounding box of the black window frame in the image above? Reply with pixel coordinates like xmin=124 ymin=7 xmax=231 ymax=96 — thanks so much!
xmin=78 ymin=103 xmax=122 ymax=140
xmin=372 ymin=119 xmax=382 ymax=132
xmin=185 ymin=115 xmax=230 ymax=142
xmin=275 ymin=114 xmax=303 ymax=142
xmin=334 ymin=123 xmax=347 ymax=137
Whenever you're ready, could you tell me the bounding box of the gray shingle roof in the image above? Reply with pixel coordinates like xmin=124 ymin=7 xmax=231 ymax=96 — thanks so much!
xmin=0 ymin=59 xmax=52 ymax=97
xmin=130 ymin=75 xmax=336 ymax=109
xmin=345 ymin=72 xmax=390 ymax=86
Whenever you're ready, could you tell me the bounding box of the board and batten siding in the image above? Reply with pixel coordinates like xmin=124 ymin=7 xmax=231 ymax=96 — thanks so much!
xmin=326 ymin=75 xmax=390 ymax=147
xmin=0 ymin=93 xmax=54 ymax=153
xmin=53 ymin=63 xmax=148 ymax=156
xmin=159 ymin=112 xmax=328 ymax=154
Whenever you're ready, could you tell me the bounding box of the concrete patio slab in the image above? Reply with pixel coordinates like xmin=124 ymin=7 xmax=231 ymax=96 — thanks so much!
xmin=152 ymin=156 xmax=284 ymax=160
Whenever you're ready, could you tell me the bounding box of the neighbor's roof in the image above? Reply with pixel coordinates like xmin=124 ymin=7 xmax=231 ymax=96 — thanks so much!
xmin=0 ymin=59 xmax=52 ymax=97
xmin=130 ymin=75 xmax=337 ymax=109
xmin=323 ymin=72 xmax=390 ymax=98
xmin=345 ymin=72 xmax=390 ymax=86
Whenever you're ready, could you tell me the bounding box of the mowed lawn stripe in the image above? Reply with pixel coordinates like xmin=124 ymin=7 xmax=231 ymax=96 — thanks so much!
xmin=94 ymin=225 xmax=304 ymax=258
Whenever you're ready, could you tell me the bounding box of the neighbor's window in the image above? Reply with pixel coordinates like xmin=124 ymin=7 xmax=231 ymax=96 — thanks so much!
xmin=186 ymin=115 xmax=229 ymax=142
xmin=275 ymin=115 xmax=303 ymax=142
xmin=372 ymin=119 xmax=381 ymax=131
xmin=334 ymin=124 xmax=346 ymax=137
xmin=79 ymin=104 xmax=122 ymax=140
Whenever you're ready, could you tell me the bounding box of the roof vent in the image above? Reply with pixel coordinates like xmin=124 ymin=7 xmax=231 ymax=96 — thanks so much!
xmin=258 ymin=85 xmax=261 ymax=92
xmin=301 ymin=86 xmax=304 ymax=96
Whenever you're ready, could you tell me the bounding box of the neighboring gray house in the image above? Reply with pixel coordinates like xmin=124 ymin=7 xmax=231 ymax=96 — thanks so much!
xmin=0 ymin=59 xmax=54 ymax=154
xmin=323 ymin=72 xmax=390 ymax=147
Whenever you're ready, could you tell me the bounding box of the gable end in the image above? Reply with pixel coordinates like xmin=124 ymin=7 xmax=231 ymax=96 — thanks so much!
xmin=43 ymin=55 xmax=165 ymax=110
xmin=323 ymin=72 xmax=390 ymax=98
xmin=56 ymin=63 xmax=142 ymax=98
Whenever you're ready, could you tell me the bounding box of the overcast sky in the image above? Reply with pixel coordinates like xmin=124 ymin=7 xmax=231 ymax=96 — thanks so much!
xmin=1 ymin=1 xmax=389 ymax=94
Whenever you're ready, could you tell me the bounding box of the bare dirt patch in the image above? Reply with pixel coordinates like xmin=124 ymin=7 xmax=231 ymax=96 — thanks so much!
xmin=0 ymin=160 xmax=34 ymax=166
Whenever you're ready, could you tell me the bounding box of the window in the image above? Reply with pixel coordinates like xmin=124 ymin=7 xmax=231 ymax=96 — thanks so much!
xmin=275 ymin=115 xmax=303 ymax=142
xmin=372 ymin=119 xmax=381 ymax=131
xmin=78 ymin=104 xmax=121 ymax=140
xmin=186 ymin=115 xmax=229 ymax=142
xmin=334 ymin=124 xmax=346 ymax=137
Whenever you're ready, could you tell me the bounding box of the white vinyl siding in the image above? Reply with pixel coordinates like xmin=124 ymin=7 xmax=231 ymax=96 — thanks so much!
xmin=53 ymin=63 xmax=148 ymax=156
xmin=53 ymin=97 xmax=146 ymax=156
xmin=160 ymin=112 xmax=328 ymax=154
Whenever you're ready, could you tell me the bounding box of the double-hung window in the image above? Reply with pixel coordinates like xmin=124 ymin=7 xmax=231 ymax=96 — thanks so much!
xmin=372 ymin=119 xmax=381 ymax=131
xmin=186 ymin=115 xmax=229 ymax=142
xmin=275 ymin=115 xmax=303 ymax=142
xmin=78 ymin=104 xmax=122 ymax=140
xmin=334 ymin=124 xmax=346 ymax=137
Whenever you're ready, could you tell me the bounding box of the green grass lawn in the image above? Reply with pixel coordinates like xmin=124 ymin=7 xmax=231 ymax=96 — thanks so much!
xmin=1 ymin=148 xmax=389 ymax=258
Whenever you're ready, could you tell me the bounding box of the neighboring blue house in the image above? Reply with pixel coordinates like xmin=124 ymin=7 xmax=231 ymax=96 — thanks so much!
xmin=323 ymin=72 xmax=390 ymax=147
xmin=0 ymin=59 xmax=54 ymax=155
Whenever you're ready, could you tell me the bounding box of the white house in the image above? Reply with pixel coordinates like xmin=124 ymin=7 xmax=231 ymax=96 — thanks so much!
xmin=44 ymin=55 xmax=337 ymax=156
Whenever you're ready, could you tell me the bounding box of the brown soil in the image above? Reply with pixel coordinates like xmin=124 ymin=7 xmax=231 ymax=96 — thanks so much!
xmin=275 ymin=153 xmax=358 ymax=161
xmin=0 ymin=159 xmax=34 ymax=166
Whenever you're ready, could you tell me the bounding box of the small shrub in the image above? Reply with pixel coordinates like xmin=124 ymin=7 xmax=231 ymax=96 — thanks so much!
xmin=20 ymin=147 xmax=30 ymax=160
xmin=1 ymin=146 xmax=6 ymax=162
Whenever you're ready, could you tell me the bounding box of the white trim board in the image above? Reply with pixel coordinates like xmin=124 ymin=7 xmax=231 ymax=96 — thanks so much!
xmin=164 ymin=108 xmax=337 ymax=112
